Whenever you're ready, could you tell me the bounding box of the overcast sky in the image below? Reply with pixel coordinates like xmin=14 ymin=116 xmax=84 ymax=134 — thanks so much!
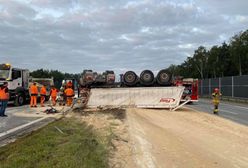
xmin=0 ymin=0 xmax=248 ymax=74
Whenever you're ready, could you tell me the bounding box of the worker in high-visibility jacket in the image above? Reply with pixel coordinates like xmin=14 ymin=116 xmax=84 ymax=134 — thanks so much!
xmin=0 ymin=82 xmax=9 ymax=117
xmin=212 ymin=88 xmax=222 ymax=114
xmin=64 ymin=86 xmax=75 ymax=106
xmin=29 ymin=82 xmax=38 ymax=107
xmin=50 ymin=86 xmax=58 ymax=106
xmin=40 ymin=85 xmax=47 ymax=107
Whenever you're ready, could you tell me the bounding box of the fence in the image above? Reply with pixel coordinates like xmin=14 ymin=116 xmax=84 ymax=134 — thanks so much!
xmin=198 ymin=75 xmax=248 ymax=99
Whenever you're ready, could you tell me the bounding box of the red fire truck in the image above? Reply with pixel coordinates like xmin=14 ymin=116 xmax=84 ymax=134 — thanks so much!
xmin=175 ymin=78 xmax=199 ymax=103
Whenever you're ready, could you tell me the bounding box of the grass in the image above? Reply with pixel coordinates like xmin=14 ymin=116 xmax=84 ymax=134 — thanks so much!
xmin=0 ymin=118 xmax=109 ymax=168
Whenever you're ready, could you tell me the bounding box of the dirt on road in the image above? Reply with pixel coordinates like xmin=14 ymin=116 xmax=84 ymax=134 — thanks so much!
xmin=72 ymin=107 xmax=248 ymax=168
xmin=127 ymin=108 xmax=248 ymax=168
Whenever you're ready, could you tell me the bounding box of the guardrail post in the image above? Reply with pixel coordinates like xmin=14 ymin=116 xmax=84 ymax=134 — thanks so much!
xmin=209 ymin=78 xmax=211 ymax=96
xmin=232 ymin=76 xmax=234 ymax=98
xmin=219 ymin=77 xmax=221 ymax=93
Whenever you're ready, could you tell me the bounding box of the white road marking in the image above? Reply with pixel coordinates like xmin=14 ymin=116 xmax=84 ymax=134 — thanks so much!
xmin=221 ymin=109 xmax=238 ymax=115
xmin=186 ymin=106 xmax=238 ymax=115
xmin=221 ymin=103 xmax=248 ymax=110
xmin=199 ymin=99 xmax=248 ymax=110
xmin=0 ymin=116 xmax=49 ymax=138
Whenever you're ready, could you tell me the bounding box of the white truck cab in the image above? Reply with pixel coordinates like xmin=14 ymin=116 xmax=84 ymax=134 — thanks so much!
xmin=0 ymin=63 xmax=30 ymax=105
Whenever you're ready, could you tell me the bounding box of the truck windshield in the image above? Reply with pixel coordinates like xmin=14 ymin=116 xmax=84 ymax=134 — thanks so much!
xmin=0 ymin=70 xmax=10 ymax=80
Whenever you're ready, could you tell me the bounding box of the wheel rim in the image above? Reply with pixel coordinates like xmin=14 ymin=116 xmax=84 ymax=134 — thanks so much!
xmin=144 ymin=74 xmax=151 ymax=81
xmin=19 ymin=96 xmax=24 ymax=105
xmin=126 ymin=74 xmax=135 ymax=82
xmin=160 ymin=73 xmax=168 ymax=81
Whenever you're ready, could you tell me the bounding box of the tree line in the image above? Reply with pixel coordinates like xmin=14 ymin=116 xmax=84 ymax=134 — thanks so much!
xmin=167 ymin=30 xmax=248 ymax=79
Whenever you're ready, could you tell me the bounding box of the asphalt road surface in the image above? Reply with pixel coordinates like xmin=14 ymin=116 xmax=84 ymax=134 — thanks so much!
xmin=188 ymin=98 xmax=248 ymax=126
xmin=0 ymin=104 xmax=65 ymax=134
xmin=0 ymin=105 xmax=40 ymax=133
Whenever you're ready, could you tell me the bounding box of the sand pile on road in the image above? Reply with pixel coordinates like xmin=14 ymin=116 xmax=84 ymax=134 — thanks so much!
xmin=68 ymin=108 xmax=136 ymax=168
xmin=66 ymin=107 xmax=248 ymax=168
xmin=127 ymin=107 xmax=248 ymax=168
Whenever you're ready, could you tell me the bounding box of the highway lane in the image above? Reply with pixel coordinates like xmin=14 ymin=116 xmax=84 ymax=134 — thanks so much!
xmin=0 ymin=104 xmax=67 ymax=146
xmin=0 ymin=105 xmax=41 ymax=133
xmin=0 ymin=104 xmax=65 ymax=134
xmin=188 ymin=98 xmax=248 ymax=126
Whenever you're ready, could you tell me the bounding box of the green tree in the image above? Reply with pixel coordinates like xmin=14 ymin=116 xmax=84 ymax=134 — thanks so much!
xmin=219 ymin=42 xmax=233 ymax=76
xmin=168 ymin=29 xmax=248 ymax=78
xmin=229 ymin=30 xmax=248 ymax=76
xmin=166 ymin=64 xmax=180 ymax=76
xmin=30 ymin=69 xmax=51 ymax=78
xmin=191 ymin=46 xmax=209 ymax=79
xmin=50 ymin=70 xmax=65 ymax=88
xmin=207 ymin=45 xmax=221 ymax=78
xmin=31 ymin=69 xmax=77 ymax=88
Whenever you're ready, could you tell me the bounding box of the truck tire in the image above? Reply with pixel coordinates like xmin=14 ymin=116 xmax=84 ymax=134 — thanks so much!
xmin=14 ymin=94 xmax=25 ymax=106
xmin=123 ymin=71 xmax=138 ymax=86
xmin=140 ymin=70 xmax=155 ymax=86
xmin=156 ymin=69 xmax=172 ymax=86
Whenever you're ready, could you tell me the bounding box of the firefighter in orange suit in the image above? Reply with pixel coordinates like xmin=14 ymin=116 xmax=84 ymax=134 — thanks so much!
xmin=64 ymin=86 xmax=75 ymax=106
xmin=29 ymin=82 xmax=38 ymax=107
xmin=40 ymin=85 xmax=47 ymax=107
xmin=50 ymin=86 xmax=58 ymax=106
xmin=212 ymin=88 xmax=222 ymax=114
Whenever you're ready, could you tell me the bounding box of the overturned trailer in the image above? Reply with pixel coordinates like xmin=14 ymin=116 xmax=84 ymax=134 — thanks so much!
xmin=75 ymin=69 xmax=192 ymax=110
xmin=87 ymin=87 xmax=184 ymax=110
xmin=75 ymin=86 xmax=186 ymax=111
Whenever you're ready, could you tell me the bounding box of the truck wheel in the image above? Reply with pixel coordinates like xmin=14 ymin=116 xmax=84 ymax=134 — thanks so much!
xmin=156 ymin=69 xmax=172 ymax=86
xmin=123 ymin=71 xmax=138 ymax=86
xmin=14 ymin=94 xmax=25 ymax=106
xmin=140 ymin=70 xmax=154 ymax=86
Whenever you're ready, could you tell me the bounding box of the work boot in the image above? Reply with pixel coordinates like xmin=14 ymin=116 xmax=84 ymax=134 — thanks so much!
xmin=213 ymin=109 xmax=219 ymax=115
xmin=1 ymin=114 xmax=8 ymax=117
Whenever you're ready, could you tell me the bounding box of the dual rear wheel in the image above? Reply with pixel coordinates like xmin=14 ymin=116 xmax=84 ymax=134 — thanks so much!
xmin=123 ymin=69 xmax=172 ymax=87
